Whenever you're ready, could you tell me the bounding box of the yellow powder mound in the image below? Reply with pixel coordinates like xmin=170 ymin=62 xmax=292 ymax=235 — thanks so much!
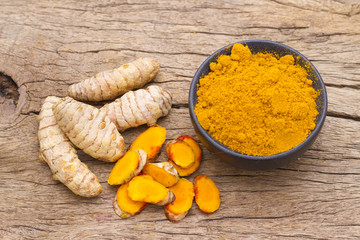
xmin=194 ymin=43 xmax=319 ymax=156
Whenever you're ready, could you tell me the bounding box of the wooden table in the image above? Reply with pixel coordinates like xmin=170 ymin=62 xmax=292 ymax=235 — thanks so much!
xmin=1 ymin=1 xmax=359 ymax=239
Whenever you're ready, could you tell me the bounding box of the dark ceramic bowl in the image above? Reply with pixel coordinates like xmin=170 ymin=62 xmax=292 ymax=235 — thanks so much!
xmin=189 ymin=40 xmax=327 ymax=170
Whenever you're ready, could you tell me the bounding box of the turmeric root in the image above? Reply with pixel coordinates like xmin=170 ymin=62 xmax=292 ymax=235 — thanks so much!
xmin=129 ymin=125 xmax=166 ymax=162
xmin=113 ymin=182 xmax=148 ymax=219
xmin=100 ymin=85 xmax=172 ymax=132
xmin=142 ymin=162 xmax=180 ymax=187
xmin=127 ymin=175 xmax=175 ymax=206
xmin=166 ymin=139 xmax=195 ymax=168
xmin=165 ymin=178 xmax=194 ymax=222
xmin=52 ymin=97 xmax=125 ymax=162
xmin=38 ymin=96 xmax=102 ymax=197
xmin=169 ymin=136 xmax=202 ymax=177
xmin=194 ymin=175 xmax=221 ymax=213
xmin=108 ymin=149 xmax=147 ymax=185
xmin=68 ymin=58 xmax=160 ymax=102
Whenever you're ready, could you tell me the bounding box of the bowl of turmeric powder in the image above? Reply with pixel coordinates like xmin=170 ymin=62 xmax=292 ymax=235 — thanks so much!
xmin=189 ymin=40 xmax=327 ymax=170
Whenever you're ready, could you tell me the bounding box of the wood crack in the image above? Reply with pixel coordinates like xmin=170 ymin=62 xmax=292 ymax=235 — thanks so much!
xmin=10 ymin=225 xmax=49 ymax=233
xmin=268 ymin=0 xmax=357 ymax=17
xmin=204 ymin=213 xmax=297 ymax=221
xmin=171 ymin=103 xmax=189 ymax=109
xmin=327 ymin=111 xmax=360 ymax=122
xmin=278 ymin=167 xmax=360 ymax=176
xmin=21 ymin=110 xmax=40 ymax=116
xmin=274 ymin=234 xmax=325 ymax=240
xmin=58 ymin=47 xmax=210 ymax=57
xmin=325 ymin=83 xmax=360 ymax=90
xmin=132 ymin=229 xmax=207 ymax=237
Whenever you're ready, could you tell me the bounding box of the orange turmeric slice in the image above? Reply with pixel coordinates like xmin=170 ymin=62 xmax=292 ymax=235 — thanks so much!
xmin=165 ymin=178 xmax=194 ymax=222
xmin=113 ymin=182 xmax=148 ymax=219
xmin=127 ymin=175 xmax=175 ymax=206
xmin=129 ymin=125 xmax=166 ymax=162
xmin=166 ymin=139 xmax=195 ymax=168
xmin=108 ymin=149 xmax=147 ymax=185
xmin=142 ymin=162 xmax=180 ymax=187
xmin=169 ymin=136 xmax=202 ymax=176
xmin=194 ymin=175 xmax=221 ymax=213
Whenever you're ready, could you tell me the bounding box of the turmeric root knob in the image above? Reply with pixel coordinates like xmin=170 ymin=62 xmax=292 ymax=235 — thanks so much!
xmin=68 ymin=58 xmax=160 ymax=102
xmin=129 ymin=125 xmax=166 ymax=163
xmin=52 ymin=97 xmax=125 ymax=162
xmin=165 ymin=178 xmax=194 ymax=222
xmin=127 ymin=175 xmax=175 ymax=206
xmin=169 ymin=136 xmax=202 ymax=177
xmin=108 ymin=149 xmax=147 ymax=185
xmin=100 ymin=86 xmax=172 ymax=132
xmin=38 ymin=96 xmax=102 ymax=197
xmin=113 ymin=182 xmax=148 ymax=219
xmin=194 ymin=175 xmax=221 ymax=213
xmin=142 ymin=162 xmax=180 ymax=187
xmin=166 ymin=140 xmax=195 ymax=168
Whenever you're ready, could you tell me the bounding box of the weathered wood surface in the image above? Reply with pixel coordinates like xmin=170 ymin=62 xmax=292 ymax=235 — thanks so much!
xmin=1 ymin=0 xmax=360 ymax=239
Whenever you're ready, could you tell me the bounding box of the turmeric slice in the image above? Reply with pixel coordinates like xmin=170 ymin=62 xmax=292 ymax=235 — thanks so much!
xmin=113 ymin=182 xmax=148 ymax=219
xmin=38 ymin=96 xmax=102 ymax=197
xmin=142 ymin=162 xmax=180 ymax=187
xmin=127 ymin=175 xmax=175 ymax=206
xmin=166 ymin=139 xmax=195 ymax=168
xmin=169 ymin=136 xmax=202 ymax=176
xmin=52 ymin=97 xmax=125 ymax=162
xmin=68 ymin=58 xmax=160 ymax=102
xmin=100 ymin=85 xmax=172 ymax=132
xmin=129 ymin=125 xmax=166 ymax=163
xmin=108 ymin=149 xmax=147 ymax=185
xmin=165 ymin=178 xmax=194 ymax=222
xmin=194 ymin=175 xmax=221 ymax=213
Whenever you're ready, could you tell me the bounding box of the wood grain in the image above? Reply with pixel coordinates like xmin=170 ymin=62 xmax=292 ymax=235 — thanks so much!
xmin=1 ymin=0 xmax=359 ymax=239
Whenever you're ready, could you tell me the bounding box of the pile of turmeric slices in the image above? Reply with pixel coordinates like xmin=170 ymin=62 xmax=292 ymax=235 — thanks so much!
xmin=37 ymin=57 xmax=221 ymax=223
xmin=108 ymin=125 xmax=221 ymax=222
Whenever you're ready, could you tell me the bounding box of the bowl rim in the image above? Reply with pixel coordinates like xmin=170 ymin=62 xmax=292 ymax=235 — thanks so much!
xmin=189 ymin=39 xmax=328 ymax=161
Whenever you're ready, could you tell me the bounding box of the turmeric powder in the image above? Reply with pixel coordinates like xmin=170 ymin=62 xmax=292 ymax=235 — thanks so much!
xmin=195 ymin=43 xmax=319 ymax=156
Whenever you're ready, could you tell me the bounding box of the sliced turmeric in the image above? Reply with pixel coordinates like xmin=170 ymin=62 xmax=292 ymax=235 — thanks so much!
xmin=52 ymin=97 xmax=125 ymax=162
xmin=142 ymin=162 xmax=180 ymax=187
xmin=165 ymin=178 xmax=194 ymax=222
xmin=127 ymin=175 xmax=175 ymax=206
xmin=108 ymin=149 xmax=147 ymax=185
xmin=166 ymin=139 xmax=195 ymax=168
xmin=68 ymin=58 xmax=160 ymax=102
xmin=129 ymin=125 xmax=166 ymax=163
xmin=194 ymin=175 xmax=220 ymax=213
xmin=38 ymin=96 xmax=102 ymax=197
xmin=113 ymin=182 xmax=148 ymax=219
xmin=100 ymin=85 xmax=172 ymax=132
xmin=169 ymin=136 xmax=202 ymax=176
